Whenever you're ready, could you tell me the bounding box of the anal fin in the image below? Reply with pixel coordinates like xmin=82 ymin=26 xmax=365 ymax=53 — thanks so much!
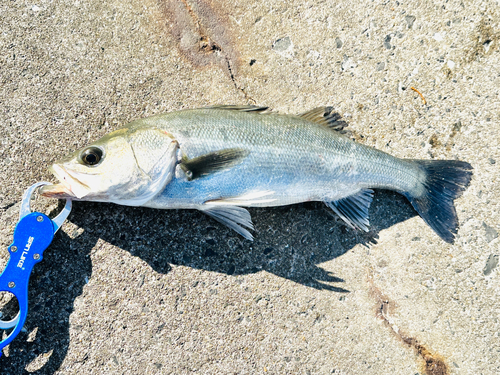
xmin=200 ymin=205 xmax=254 ymax=240
xmin=325 ymin=189 xmax=374 ymax=231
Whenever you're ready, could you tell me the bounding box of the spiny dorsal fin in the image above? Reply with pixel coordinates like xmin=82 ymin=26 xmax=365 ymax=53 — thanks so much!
xmin=205 ymin=105 xmax=269 ymax=113
xmin=180 ymin=148 xmax=250 ymax=180
xmin=299 ymin=107 xmax=348 ymax=131
xmin=325 ymin=189 xmax=374 ymax=231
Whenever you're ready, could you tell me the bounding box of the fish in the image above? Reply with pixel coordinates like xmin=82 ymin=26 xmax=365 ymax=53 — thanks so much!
xmin=40 ymin=105 xmax=473 ymax=243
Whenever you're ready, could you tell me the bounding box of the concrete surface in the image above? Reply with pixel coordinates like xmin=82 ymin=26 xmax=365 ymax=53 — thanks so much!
xmin=1 ymin=0 xmax=499 ymax=373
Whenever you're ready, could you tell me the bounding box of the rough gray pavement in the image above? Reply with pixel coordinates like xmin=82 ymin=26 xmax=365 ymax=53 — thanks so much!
xmin=1 ymin=0 xmax=499 ymax=374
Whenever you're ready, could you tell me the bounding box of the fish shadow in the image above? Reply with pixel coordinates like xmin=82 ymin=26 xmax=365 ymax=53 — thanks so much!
xmin=1 ymin=190 xmax=416 ymax=373
xmin=71 ymin=189 xmax=416 ymax=293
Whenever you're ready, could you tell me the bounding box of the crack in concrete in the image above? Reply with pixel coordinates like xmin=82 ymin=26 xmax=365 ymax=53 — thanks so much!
xmin=225 ymin=57 xmax=255 ymax=104
xmin=0 ymin=202 xmax=16 ymax=211
xmin=368 ymin=272 xmax=449 ymax=375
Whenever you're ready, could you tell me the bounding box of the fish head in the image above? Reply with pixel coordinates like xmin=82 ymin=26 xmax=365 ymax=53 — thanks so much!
xmin=40 ymin=127 xmax=179 ymax=206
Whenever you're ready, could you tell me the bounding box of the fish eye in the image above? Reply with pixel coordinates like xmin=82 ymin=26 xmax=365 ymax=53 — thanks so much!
xmin=80 ymin=147 xmax=104 ymax=166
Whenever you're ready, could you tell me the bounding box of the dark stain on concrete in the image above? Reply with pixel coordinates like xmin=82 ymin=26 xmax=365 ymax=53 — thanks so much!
xmin=400 ymin=335 xmax=449 ymax=375
xmin=465 ymin=18 xmax=500 ymax=64
xmin=428 ymin=134 xmax=441 ymax=149
xmin=449 ymin=121 xmax=461 ymax=139
xmin=446 ymin=121 xmax=461 ymax=151
xmin=160 ymin=0 xmax=236 ymax=70
xmin=159 ymin=0 xmax=254 ymax=102
xmin=368 ymin=273 xmax=449 ymax=375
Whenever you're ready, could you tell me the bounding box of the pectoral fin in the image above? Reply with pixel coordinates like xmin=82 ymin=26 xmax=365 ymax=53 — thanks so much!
xmin=325 ymin=189 xmax=374 ymax=231
xmin=181 ymin=148 xmax=250 ymax=180
xmin=200 ymin=205 xmax=254 ymax=240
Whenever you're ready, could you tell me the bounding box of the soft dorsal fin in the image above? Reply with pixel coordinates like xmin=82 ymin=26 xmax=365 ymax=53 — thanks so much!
xmin=205 ymin=105 xmax=269 ymax=113
xmin=299 ymin=107 xmax=348 ymax=131
xmin=180 ymin=148 xmax=250 ymax=180
xmin=200 ymin=205 xmax=254 ymax=240
xmin=325 ymin=189 xmax=374 ymax=231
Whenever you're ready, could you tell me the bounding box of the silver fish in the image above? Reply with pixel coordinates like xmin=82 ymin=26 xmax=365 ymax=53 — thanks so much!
xmin=40 ymin=105 xmax=473 ymax=242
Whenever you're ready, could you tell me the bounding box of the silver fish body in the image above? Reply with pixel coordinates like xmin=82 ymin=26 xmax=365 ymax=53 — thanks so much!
xmin=140 ymin=108 xmax=420 ymax=206
xmin=41 ymin=106 xmax=472 ymax=242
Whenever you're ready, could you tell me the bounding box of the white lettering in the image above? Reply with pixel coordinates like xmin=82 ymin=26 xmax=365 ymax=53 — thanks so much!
xmin=17 ymin=236 xmax=34 ymax=270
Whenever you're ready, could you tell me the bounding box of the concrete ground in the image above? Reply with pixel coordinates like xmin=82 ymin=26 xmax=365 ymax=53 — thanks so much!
xmin=1 ymin=0 xmax=499 ymax=373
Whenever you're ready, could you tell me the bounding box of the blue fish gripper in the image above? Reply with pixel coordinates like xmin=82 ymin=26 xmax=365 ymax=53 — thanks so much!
xmin=0 ymin=182 xmax=71 ymax=357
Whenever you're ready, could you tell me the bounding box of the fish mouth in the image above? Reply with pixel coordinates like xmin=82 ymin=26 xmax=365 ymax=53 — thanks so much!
xmin=39 ymin=164 xmax=90 ymax=199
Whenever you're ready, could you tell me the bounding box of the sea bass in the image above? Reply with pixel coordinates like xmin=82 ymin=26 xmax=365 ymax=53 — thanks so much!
xmin=40 ymin=106 xmax=473 ymax=243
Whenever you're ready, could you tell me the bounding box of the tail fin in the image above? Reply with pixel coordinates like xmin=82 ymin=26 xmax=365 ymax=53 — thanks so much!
xmin=405 ymin=160 xmax=473 ymax=243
